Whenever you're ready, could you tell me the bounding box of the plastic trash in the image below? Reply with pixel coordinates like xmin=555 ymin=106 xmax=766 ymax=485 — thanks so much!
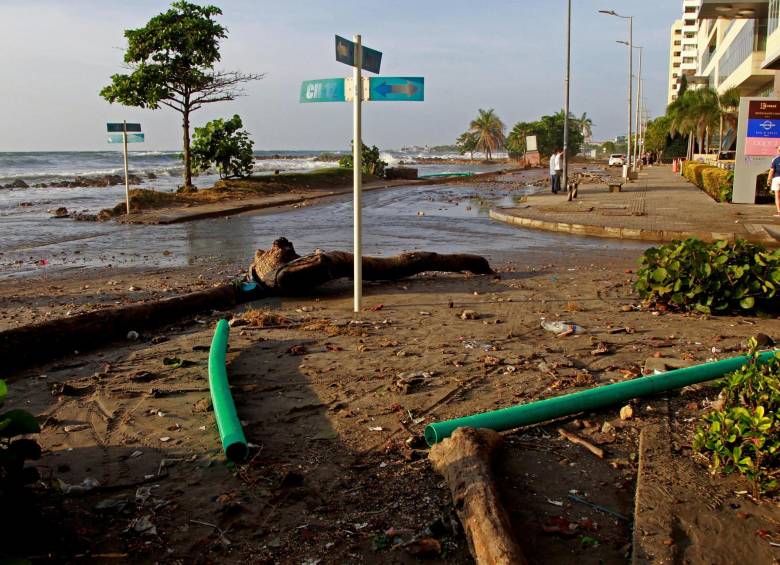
xmin=541 ymin=320 xmax=585 ymax=334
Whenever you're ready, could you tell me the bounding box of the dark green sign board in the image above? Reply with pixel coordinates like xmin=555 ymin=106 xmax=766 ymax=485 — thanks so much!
xmin=107 ymin=123 xmax=141 ymax=132
xmin=335 ymin=35 xmax=382 ymax=74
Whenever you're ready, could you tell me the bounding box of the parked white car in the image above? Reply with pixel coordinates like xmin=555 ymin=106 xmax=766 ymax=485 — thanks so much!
xmin=608 ymin=154 xmax=625 ymax=167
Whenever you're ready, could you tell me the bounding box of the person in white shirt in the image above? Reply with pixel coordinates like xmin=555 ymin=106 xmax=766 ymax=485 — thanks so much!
xmin=549 ymin=149 xmax=561 ymax=193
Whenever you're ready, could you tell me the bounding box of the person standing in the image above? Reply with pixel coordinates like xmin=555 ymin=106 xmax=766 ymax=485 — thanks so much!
xmin=554 ymin=148 xmax=563 ymax=194
xmin=549 ymin=149 xmax=559 ymax=193
xmin=768 ymin=145 xmax=780 ymax=217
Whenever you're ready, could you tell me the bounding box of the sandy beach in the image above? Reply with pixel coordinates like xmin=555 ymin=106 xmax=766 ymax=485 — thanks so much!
xmin=2 ymin=234 xmax=779 ymax=562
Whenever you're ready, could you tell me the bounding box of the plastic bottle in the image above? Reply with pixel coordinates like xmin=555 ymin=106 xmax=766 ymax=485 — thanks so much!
xmin=541 ymin=320 xmax=585 ymax=334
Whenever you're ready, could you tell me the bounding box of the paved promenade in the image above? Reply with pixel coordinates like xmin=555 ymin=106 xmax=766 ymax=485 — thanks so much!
xmin=491 ymin=165 xmax=780 ymax=246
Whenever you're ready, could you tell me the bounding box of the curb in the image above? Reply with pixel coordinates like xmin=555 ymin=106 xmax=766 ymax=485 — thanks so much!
xmin=489 ymin=209 xmax=780 ymax=247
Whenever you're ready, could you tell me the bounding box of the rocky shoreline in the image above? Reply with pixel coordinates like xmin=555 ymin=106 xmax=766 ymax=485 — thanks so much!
xmin=1 ymin=172 xmax=154 ymax=190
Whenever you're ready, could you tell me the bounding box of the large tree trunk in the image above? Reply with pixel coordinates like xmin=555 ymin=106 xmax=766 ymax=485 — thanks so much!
xmin=429 ymin=428 xmax=528 ymax=565
xmin=182 ymin=107 xmax=192 ymax=189
xmin=250 ymin=238 xmax=493 ymax=293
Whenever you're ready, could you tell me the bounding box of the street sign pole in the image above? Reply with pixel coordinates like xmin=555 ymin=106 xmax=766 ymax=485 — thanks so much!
xmin=123 ymin=120 xmax=130 ymax=215
xmin=353 ymin=34 xmax=363 ymax=314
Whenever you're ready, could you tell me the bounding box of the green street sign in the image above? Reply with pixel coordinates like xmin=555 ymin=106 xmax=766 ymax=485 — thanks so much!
xmin=107 ymin=133 xmax=145 ymax=143
xmin=107 ymin=123 xmax=141 ymax=132
xmin=368 ymin=77 xmax=424 ymax=101
xmin=300 ymin=78 xmax=346 ymax=103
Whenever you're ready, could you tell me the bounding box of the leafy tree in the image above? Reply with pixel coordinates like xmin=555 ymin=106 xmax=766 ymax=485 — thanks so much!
xmin=529 ymin=111 xmax=584 ymax=157
xmin=601 ymin=140 xmax=616 ymax=154
xmin=338 ymin=141 xmax=387 ymax=176
xmin=469 ymin=108 xmax=506 ymax=161
xmin=191 ymin=115 xmax=254 ymax=179
xmin=644 ymin=116 xmax=671 ymax=154
xmin=455 ymin=131 xmax=479 ymax=160
xmin=100 ymin=1 xmax=263 ymax=189
xmin=506 ymin=121 xmax=535 ymax=157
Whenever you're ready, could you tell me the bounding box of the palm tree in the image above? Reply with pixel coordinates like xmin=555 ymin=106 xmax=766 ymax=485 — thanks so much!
xmin=578 ymin=112 xmax=594 ymax=141
xmin=667 ymin=88 xmax=719 ymax=158
xmin=469 ymin=108 xmax=506 ymax=161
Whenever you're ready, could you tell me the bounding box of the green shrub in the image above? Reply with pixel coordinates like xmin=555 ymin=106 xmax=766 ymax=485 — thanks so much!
xmin=634 ymin=238 xmax=780 ymax=314
xmin=191 ymin=114 xmax=255 ymax=179
xmin=694 ymin=346 xmax=780 ymax=496
xmin=339 ymin=141 xmax=387 ymax=177
xmin=0 ymin=379 xmax=41 ymax=499
xmin=701 ymin=167 xmax=733 ymax=202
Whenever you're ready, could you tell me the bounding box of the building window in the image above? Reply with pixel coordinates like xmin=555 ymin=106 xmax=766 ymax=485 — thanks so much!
xmin=718 ymin=20 xmax=756 ymax=85
xmin=770 ymin=0 xmax=779 ymax=35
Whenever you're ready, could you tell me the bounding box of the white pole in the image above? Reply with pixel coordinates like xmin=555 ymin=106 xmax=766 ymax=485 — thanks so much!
xmin=627 ymin=16 xmax=633 ymax=177
xmin=562 ymin=0 xmax=571 ymax=191
xmin=634 ymin=47 xmax=642 ymax=169
xmin=123 ymin=120 xmax=130 ymax=215
xmin=353 ymin=34 xmax=363 ymax=314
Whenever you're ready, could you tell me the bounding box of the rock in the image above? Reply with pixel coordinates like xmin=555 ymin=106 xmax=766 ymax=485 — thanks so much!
xmin=460 ymin=309 xmax=479 ymax=320
xmin=229 ymin=317 xmax=249 ymax=327
xmin=193 ymin=397 xmax=213 ymax=413
xmin=601 ymin=421 xmax=615 ymax=434
xmin=755 ymin=333 xmax=775 ymax=347
xmin=126 ymin=330 xmax=140 ymax=341
xmin=51 ymin=207 xmax=69 ymax=218
xmin=619 ymin=405 xmax=633 ymax=420
xmin=5 ymin=179 xmax=29 ymax=189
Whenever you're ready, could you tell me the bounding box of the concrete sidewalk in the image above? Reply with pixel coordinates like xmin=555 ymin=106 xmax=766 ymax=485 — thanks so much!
xmin=490 ymin=165 xmax=780 ymax=246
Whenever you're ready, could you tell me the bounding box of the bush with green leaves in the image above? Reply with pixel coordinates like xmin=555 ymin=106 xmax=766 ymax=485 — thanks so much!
xmin=338 ymin=141 xmax=387 ymax=177
xmin=0 ymin=379 xmax=41 ymax=498
xmin=190 ymin=114 xmax=255 ymax=179
xmin=694 ymin=347 xmax=780 ymax=496
xmin=634 ymin=238 xmax=780 ymax=315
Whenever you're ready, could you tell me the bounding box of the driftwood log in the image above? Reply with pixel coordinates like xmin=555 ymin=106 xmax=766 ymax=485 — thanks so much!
xmin=429 ymin=427 xmax=527 ymax=565
xmin=3 ymin=238 xmax=492 ymax=372
xmin=250 ymin=237 xmax=493 ymax=293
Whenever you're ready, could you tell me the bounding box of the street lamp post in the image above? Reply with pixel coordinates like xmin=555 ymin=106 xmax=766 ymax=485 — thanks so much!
xmin=563 ymin=0 xmax=572 ymax=192
xmin=618 ymin=41 xmax=643 ymax=170
xmin=600 ymin=9 xmax=633 ymax=179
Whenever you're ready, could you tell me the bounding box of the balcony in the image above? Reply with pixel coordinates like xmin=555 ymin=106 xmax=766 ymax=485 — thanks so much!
xmin=696 ymin=0 xmax=768 ymax=19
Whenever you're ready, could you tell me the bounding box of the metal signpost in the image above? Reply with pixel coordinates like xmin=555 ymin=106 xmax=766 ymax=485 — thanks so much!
xmin=107 ymin=121 xmax=143 ymax=214
xmin=300 ymin=36 xmax=424 ymax=313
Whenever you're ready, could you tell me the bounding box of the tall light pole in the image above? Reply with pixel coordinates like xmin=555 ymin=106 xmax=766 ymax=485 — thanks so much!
xmin=563 ymin=0 xmax=572 ymax=192
xmin=618 ymin=41 xmax=642 ymax=169
xmin=600 ymin=9 xmax=633 ymax=179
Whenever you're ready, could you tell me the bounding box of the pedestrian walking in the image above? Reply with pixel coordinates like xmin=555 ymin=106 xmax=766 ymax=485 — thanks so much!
xmin=549 ymin=149 xmax=559 ymax=193
xmin=768 ymin=145 xmax=780 ymax=217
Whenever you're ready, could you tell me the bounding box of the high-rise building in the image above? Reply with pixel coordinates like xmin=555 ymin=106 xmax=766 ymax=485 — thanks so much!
xmin=668 ymin=1 xmax=778 ymax=100
xmin=668 ymin=19 xmax=684 ymax=104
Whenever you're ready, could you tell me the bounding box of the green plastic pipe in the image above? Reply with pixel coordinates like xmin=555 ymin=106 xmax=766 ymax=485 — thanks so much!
xmin=208 ymin=319 xmax=249 ymax=463
xmin=424 ymin=350 xmax=779 ymax=446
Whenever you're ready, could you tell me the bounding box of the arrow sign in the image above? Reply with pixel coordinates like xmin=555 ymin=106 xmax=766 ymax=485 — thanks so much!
xmin=107 ymin=133 xmax=144 ymax=143
xmin=367 ymin=77 xmax=424 ymax=102
xmin=335 ymin=35 xmax=382 ymax=74
xmin=300 ymin=78 xmax=346 ymax=103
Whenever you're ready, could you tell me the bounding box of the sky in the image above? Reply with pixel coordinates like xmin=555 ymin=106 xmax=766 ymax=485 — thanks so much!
xmin=0 ymin=0 xmax=680 ymax=152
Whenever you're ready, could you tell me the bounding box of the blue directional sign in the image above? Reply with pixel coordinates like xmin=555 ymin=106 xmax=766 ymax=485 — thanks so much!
xmin=747 ymin=118 xmax=780 ymax=138
xmin=368 ymin=77 xmax=424 ymax=102
xmin=300 ymin=78 xmax=346 ymax=103
xmin=335 ymin=35 xmax=382 ymax=74
xmin=107 ymin=133 xmax=145 ymax=143
xmin=107 ymin=123 xmax=141 ymax=132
